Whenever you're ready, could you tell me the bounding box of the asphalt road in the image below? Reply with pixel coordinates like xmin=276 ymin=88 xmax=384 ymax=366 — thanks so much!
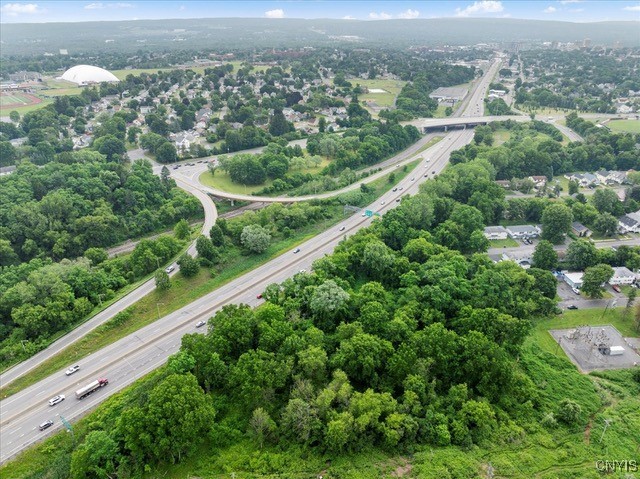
xmin=0 ymin=179 xmax=217 ymax=389
xmin=0 ymin=58 xmax=501 ymax=464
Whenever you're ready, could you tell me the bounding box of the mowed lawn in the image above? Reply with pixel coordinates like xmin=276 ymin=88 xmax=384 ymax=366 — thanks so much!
xmin=0 ymin=93 xmax=33 ymax=107
xmin=199 ymin=158 xmax=330 ymax=195
xmin=355 ymin=78 xmax=406 ymax=108
xmin=606 ymin=119 xmax=640 ymax=134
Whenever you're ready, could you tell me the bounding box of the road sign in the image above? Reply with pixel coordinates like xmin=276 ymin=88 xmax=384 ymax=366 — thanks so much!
xmin=60 ymin=415 xmax=72 ymax=432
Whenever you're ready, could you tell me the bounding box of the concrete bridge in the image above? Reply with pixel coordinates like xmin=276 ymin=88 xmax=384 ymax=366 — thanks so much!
xmin=408 ymin=114 xmax=529 ymax=133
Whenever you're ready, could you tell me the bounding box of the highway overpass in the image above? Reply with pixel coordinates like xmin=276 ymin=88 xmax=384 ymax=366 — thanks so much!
xmin=409 ymin=114 xmax=528 ymax=132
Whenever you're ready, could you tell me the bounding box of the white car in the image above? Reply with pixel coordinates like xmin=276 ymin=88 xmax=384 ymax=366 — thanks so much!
xmin=572 ymin=287 xmax=580 ymax=295
xmin=380 ymin=201 xmax=386 ymax=206
xmin=195 ymin=320 xmax=206 ymax=328
xmin=65 ymin=365 xmax=80 ymax=376
xmin=339 ymin=226 xmax=346 ymax=231
xmin=48 ymin=395 xmax=65 ymax=406
xmin=164 ymin=265 xmax=175 ymax=274
xmin=299 ymin=269 xmax=307 ymax=274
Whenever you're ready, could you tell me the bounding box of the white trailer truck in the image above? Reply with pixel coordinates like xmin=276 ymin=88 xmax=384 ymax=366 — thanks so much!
xmin=75 ymin=378 xmax=109 ymax=399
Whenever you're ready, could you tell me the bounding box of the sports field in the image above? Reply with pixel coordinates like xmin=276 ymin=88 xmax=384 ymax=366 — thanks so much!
xmin=0 ymin=92 xmax=42 ymax=109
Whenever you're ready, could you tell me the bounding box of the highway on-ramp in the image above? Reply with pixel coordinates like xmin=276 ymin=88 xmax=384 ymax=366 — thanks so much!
xmin=0 ymin=58 xmax=501 ymax=464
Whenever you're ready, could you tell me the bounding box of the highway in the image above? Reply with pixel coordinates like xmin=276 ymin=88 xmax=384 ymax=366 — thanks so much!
xmin=0 ymin=58 xmax=500 ymax=464
xmin=0 ymin=179 xmax=217 ymax=389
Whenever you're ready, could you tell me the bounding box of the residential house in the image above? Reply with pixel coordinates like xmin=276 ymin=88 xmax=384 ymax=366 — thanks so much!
xmin=175 ymin=133 xmax=193 ymax=152
xmin=495 ymin=180 xmax=511 ymax=189
xmin=571 ymin=222 xmax=592 ymax=238
xmin=595 ymin=170 xmax=629 ymax=185
xmin=483 ymin=226 xmax=508 ymax=240
xmin=609 ymin=266 xmax=636 ymax=285
xmin=528 ymin=176 xmax=547 ymax=189
xmin=618 ymin=210 xmax=640 ymax=234
xmin=140 ymin=106 xmax=153 ymax=115
xmin=565 ymin=173 xmax=599 ymax=187
xmin=506 ymin=225 xmax=541 ymax=239
xmin=501 ymin=252 xmax=532 ymax=269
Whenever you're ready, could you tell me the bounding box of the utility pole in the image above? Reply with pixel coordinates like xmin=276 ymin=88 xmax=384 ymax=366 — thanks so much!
xmin=156 ymin=302 xmax=164 ymax=321
xmin=599 ymin=418 xmax=612 ymax=443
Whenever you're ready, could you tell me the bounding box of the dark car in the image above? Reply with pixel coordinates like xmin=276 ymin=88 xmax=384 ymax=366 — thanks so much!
xmin=257 ymin=293 xmax=263 ymax=299
xmin=567 ymin=305 xmax=578 ymax=310
xmin=39 ymin=420 xmax=54 ymax=431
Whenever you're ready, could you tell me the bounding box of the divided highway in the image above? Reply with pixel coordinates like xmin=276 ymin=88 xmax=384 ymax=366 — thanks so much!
xmin=0 ymin=58 xmax=502 ymax=464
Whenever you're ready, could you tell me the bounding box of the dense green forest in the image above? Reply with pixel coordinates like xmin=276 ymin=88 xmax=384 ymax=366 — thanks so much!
xmin=3 ymin=119 xmax=640 ymax=478
xmin=42 ymin=157 xmax=560 ymax=477
xmin=0 ymin=150 xmax=201 ymax=365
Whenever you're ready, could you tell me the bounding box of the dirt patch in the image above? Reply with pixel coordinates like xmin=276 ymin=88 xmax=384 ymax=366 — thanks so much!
xmin=391 ymin=458 xmax=412 ymax=477
xmin=584 ymin=418 xmax=592 ymax=444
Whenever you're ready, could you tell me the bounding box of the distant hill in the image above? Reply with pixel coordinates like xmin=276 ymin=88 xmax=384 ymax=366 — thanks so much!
xmin=1 ymin=17 xmax=638 ymax=56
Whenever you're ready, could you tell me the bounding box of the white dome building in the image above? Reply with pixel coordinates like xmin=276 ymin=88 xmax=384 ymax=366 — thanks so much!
xmin=60 ymin=65 xmax=119 ymax=85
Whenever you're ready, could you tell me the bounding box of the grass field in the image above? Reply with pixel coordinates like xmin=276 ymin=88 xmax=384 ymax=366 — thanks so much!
xmin=356 ymin=78 xmax=406 ymax=109
xmin=198 ymin=158 xmax=329 ymax=195
xmin=489 ymin=238 xmax=519 ymax=248
xmin=40 ymin=87 xmax=83 ymax=97
xmin=0 ymin=98 xmax=52 ymax=116
xmin=0 ymin=93 xmax=36 ymax=107
xmin=606 ymin=119 xmax=640 ymax=134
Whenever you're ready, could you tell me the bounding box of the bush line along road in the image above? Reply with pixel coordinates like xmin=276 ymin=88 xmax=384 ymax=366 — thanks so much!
xmin=0 ymin=59 xmax=500 ymax=463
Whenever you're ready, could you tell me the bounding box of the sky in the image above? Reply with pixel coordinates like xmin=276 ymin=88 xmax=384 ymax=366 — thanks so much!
xmin=1 ymin=0 xmax=639 ymax=23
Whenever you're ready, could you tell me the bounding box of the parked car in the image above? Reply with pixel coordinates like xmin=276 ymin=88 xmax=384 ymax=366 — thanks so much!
xmin=299 ymin=269 xmax=307 ymax=274
xmin=48 ymin=395 xmax=65 ymax=407
xmin=257 ymin=293 xmax=263 ymax=299
xmin=39 ymin=420 xmax=54 ymax=431
xmin=572 ymin=287 xmax=580 ymax=295
xmin=65 ymin=365 xmax=80 ymax=376
xmin=195 ymin=320 xmax=206 ymax=328
xmin=612 ymin=285 xmax=621 ymax=293
xmin=567 ymin=305 xmax=578 ymax=310
xmin=164 ymin=265 xmax=175 ymax=274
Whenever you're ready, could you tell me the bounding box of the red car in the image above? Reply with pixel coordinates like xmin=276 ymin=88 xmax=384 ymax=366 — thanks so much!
xmin=257 ymin=294 xmax=263 ymax=299
xmin=612 ymin=285 xmax=621 ymax=293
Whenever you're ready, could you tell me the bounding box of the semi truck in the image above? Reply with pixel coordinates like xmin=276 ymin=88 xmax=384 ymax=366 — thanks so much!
xmin=75 ymin=378 xmax=108 ymax=399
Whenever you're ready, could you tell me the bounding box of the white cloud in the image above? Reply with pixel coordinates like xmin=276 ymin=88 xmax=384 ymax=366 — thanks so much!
xmin=559 ymin=0 xmax=582 ymax=4
xmin=179 ymin=5 xmax=186 ymax=11
xmin=1 ymin=2 xmax=43 ymax=15
xmin=455 ymin=1 xmax=504 ymax=17
xmin=85 ymin=2 xmax=131 ymax=9
xmin=369 ymin=11 xmax=392 ymax=19
xmin=544 ymin=6 xmax=557 ymax=13
xmin=342 ymin=15 xmax=355 ymax=19
xmin=623 ymin=4 xmax=640 ymax=11
xmin=398 ymin=8 xmax=420 ymax=19
xmin=265 ymin=8 xmax=284 ymax=18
